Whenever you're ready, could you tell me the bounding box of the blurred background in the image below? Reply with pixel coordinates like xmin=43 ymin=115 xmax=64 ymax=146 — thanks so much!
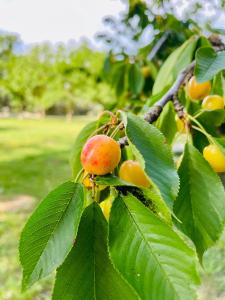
xmin=0 ymin=0 xmax=225 ymax=299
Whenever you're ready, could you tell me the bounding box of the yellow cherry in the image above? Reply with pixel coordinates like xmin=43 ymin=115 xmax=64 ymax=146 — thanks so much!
xmin=203 ymin=144 xmax=225 ymax=173
xmin=119 ymin=160 xmax=151 ymax=188
xmin=187 ymin=76 xmax=211 ymax=100
xmin=202 ymin=95 xmax=224 ymax=110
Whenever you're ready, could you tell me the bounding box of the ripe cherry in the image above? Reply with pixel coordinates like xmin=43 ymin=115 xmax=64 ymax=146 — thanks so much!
xmin=187 ymin=76 xmax=211 ymax=100
xmin=202 ymin=95 xmax=224 ymax=110
xmin=119 ymin=160 xmax=151 ymax=188
xmin=203 ymin=144 xmax=225 ymax=173
xmin=81 ymin=135 xmax=121 ymax=175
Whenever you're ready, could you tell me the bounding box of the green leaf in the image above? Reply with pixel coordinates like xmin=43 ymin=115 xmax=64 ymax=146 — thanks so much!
xmin=125 ymin=113 xmax=179 ymax=209
xmin=198 ymin=36 xmax=212 ymax=48
xmin=19 ymin=182 xmax=84 ymax=290
xmin=197 ymin=110 xmax=225 ymax=135
xmin=155 ymin=101 xmax=177 ymax=144
xmin=70 ymin=121 xmax=97 ymax=178
xmin=174 ymin=143 xmax=225 ymax=259
xmin=142 ymin=187 xmax=172 ymax=224
xmin=109 ymin=194 xmax=200 ymax=300
xmin=214 ymin=137 xmax=225 ymax=156
xmin=192 ymin=129 xmax=209 ymax=153
xmin=102 ymin=56 xmax=113 ymax=80
xmin=128 ymin=63 xmax=144 ymax=95
xmin=212 ymin=71 xmax=225 ymax=97
xmin=195 ymin=47 xmax=225 ymax=83
xmin=95 ymin=174 xmax=133 ymax=186
xmin=199 ymin=109 xmax=225 ymax=126
xmin=112 ymin=63 xmax=127 ymax=97
xmin=153 ymin=37 xmax=198 ymax=95
xmin=53 ymin=202 xmax=139 ymax=300
xmin=215 ymin=137 xmax=225 ymax=149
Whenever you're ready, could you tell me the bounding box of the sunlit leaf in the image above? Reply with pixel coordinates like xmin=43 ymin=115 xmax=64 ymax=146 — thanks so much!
xmin=109 ymin=194 xmax=200 ymax=300
xmin=125 ymin=113 xmax=179 ymax=209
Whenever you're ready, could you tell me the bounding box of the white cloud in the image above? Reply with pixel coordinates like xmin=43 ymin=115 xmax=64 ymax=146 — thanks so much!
xmin=0 ymin=0 xmax=124 ymax=44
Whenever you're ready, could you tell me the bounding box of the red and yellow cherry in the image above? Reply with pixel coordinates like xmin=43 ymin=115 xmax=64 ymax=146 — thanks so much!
xmin=203 ymin=144 xmax=225 ymax=173
xmin=202 ymin=95 xmax=224 ymax=110
xmin=119 ymin=160 xmax=151 ymax=188
xmin=81 ymin=135 xmax=121 ymax=175
xmin=175 ymin=115 xmax=186 ymax=133
xmin=100 ymin=199 xmax=112 ymax=220
xmin=187 ymin=76 xmax=211 ymax=100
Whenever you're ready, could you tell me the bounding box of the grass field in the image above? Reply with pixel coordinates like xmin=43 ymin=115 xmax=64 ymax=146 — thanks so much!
xmin=0 ymin=117 xmax=225 ymax=300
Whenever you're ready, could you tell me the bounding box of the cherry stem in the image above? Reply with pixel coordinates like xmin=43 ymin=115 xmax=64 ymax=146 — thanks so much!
xmin=193 ymin=110 xmax=204 ymax=119
xmin=75 ymin=168 xmax=84 ymax=183
xmin=191 ymin=126 xmax=215 ymax=145
xmin=110 ymin=121 xmax=123 ymax=138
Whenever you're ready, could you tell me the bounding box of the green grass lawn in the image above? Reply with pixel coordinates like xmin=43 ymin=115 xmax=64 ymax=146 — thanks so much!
xmin=0 ymin=117 xmax=90 ymax=200
xmin=0 ymin=117 xmax=225 ymax=300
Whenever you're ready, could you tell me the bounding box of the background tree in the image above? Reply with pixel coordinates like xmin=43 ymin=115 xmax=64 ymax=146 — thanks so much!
xmin=0 ymin=36 xmax=115 ymax=115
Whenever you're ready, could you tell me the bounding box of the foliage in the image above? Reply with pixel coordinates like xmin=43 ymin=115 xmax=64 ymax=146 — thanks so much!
xmin=0 ymin=36 xmax=115 ymax=114
xmin=19 ymin=33 xmax=225 ymax=300
xmin=174 ymin=143 xmax=225 ymax=260
xmin=20 ymin=182 xmax=84 ymax=289
xmin=109 ymin=194 xmax=200 ymax=300
xmin=195 ymin=47 xmax=225 ymax=83
xmin=53 ymin=202 xmax=139 ymax=299
xmin=98 ymin=0 xmax=225 ymax=110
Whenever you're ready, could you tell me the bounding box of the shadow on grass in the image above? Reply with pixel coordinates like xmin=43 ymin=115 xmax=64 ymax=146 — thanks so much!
xmin=0 ymin=126 xmax=18 ymax=131
xmin=0 ymin=148 xmax=72 ymax=201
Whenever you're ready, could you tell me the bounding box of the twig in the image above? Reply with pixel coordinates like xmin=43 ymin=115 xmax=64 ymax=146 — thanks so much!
xmin=118 ymin=136 xmax=129 ymax=148
xmin=173 ymin=94 xmax=185 ymax=119
xmin=118 ymin=61 xmax=195 ymax=147
xmin=208 ymin=34 xmax=225 ymax=51
xmin=147 ymin=31 xmax=171 ymax=61
xmin=144 ymin=61 xmax=195 ymax=123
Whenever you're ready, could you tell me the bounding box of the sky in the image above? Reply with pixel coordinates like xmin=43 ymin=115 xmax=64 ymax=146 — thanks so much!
xmin=0 ymin=0 xmax=125 ymax=45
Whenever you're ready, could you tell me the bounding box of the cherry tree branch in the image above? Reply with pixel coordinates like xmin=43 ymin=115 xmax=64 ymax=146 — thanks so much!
xmin=119 ymin=61 xmax=195 ymax=147
xmin=144 ymin=61 xmax=195 ymax=123
xmin=147 ymin=31 xmax=171 ymax=61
